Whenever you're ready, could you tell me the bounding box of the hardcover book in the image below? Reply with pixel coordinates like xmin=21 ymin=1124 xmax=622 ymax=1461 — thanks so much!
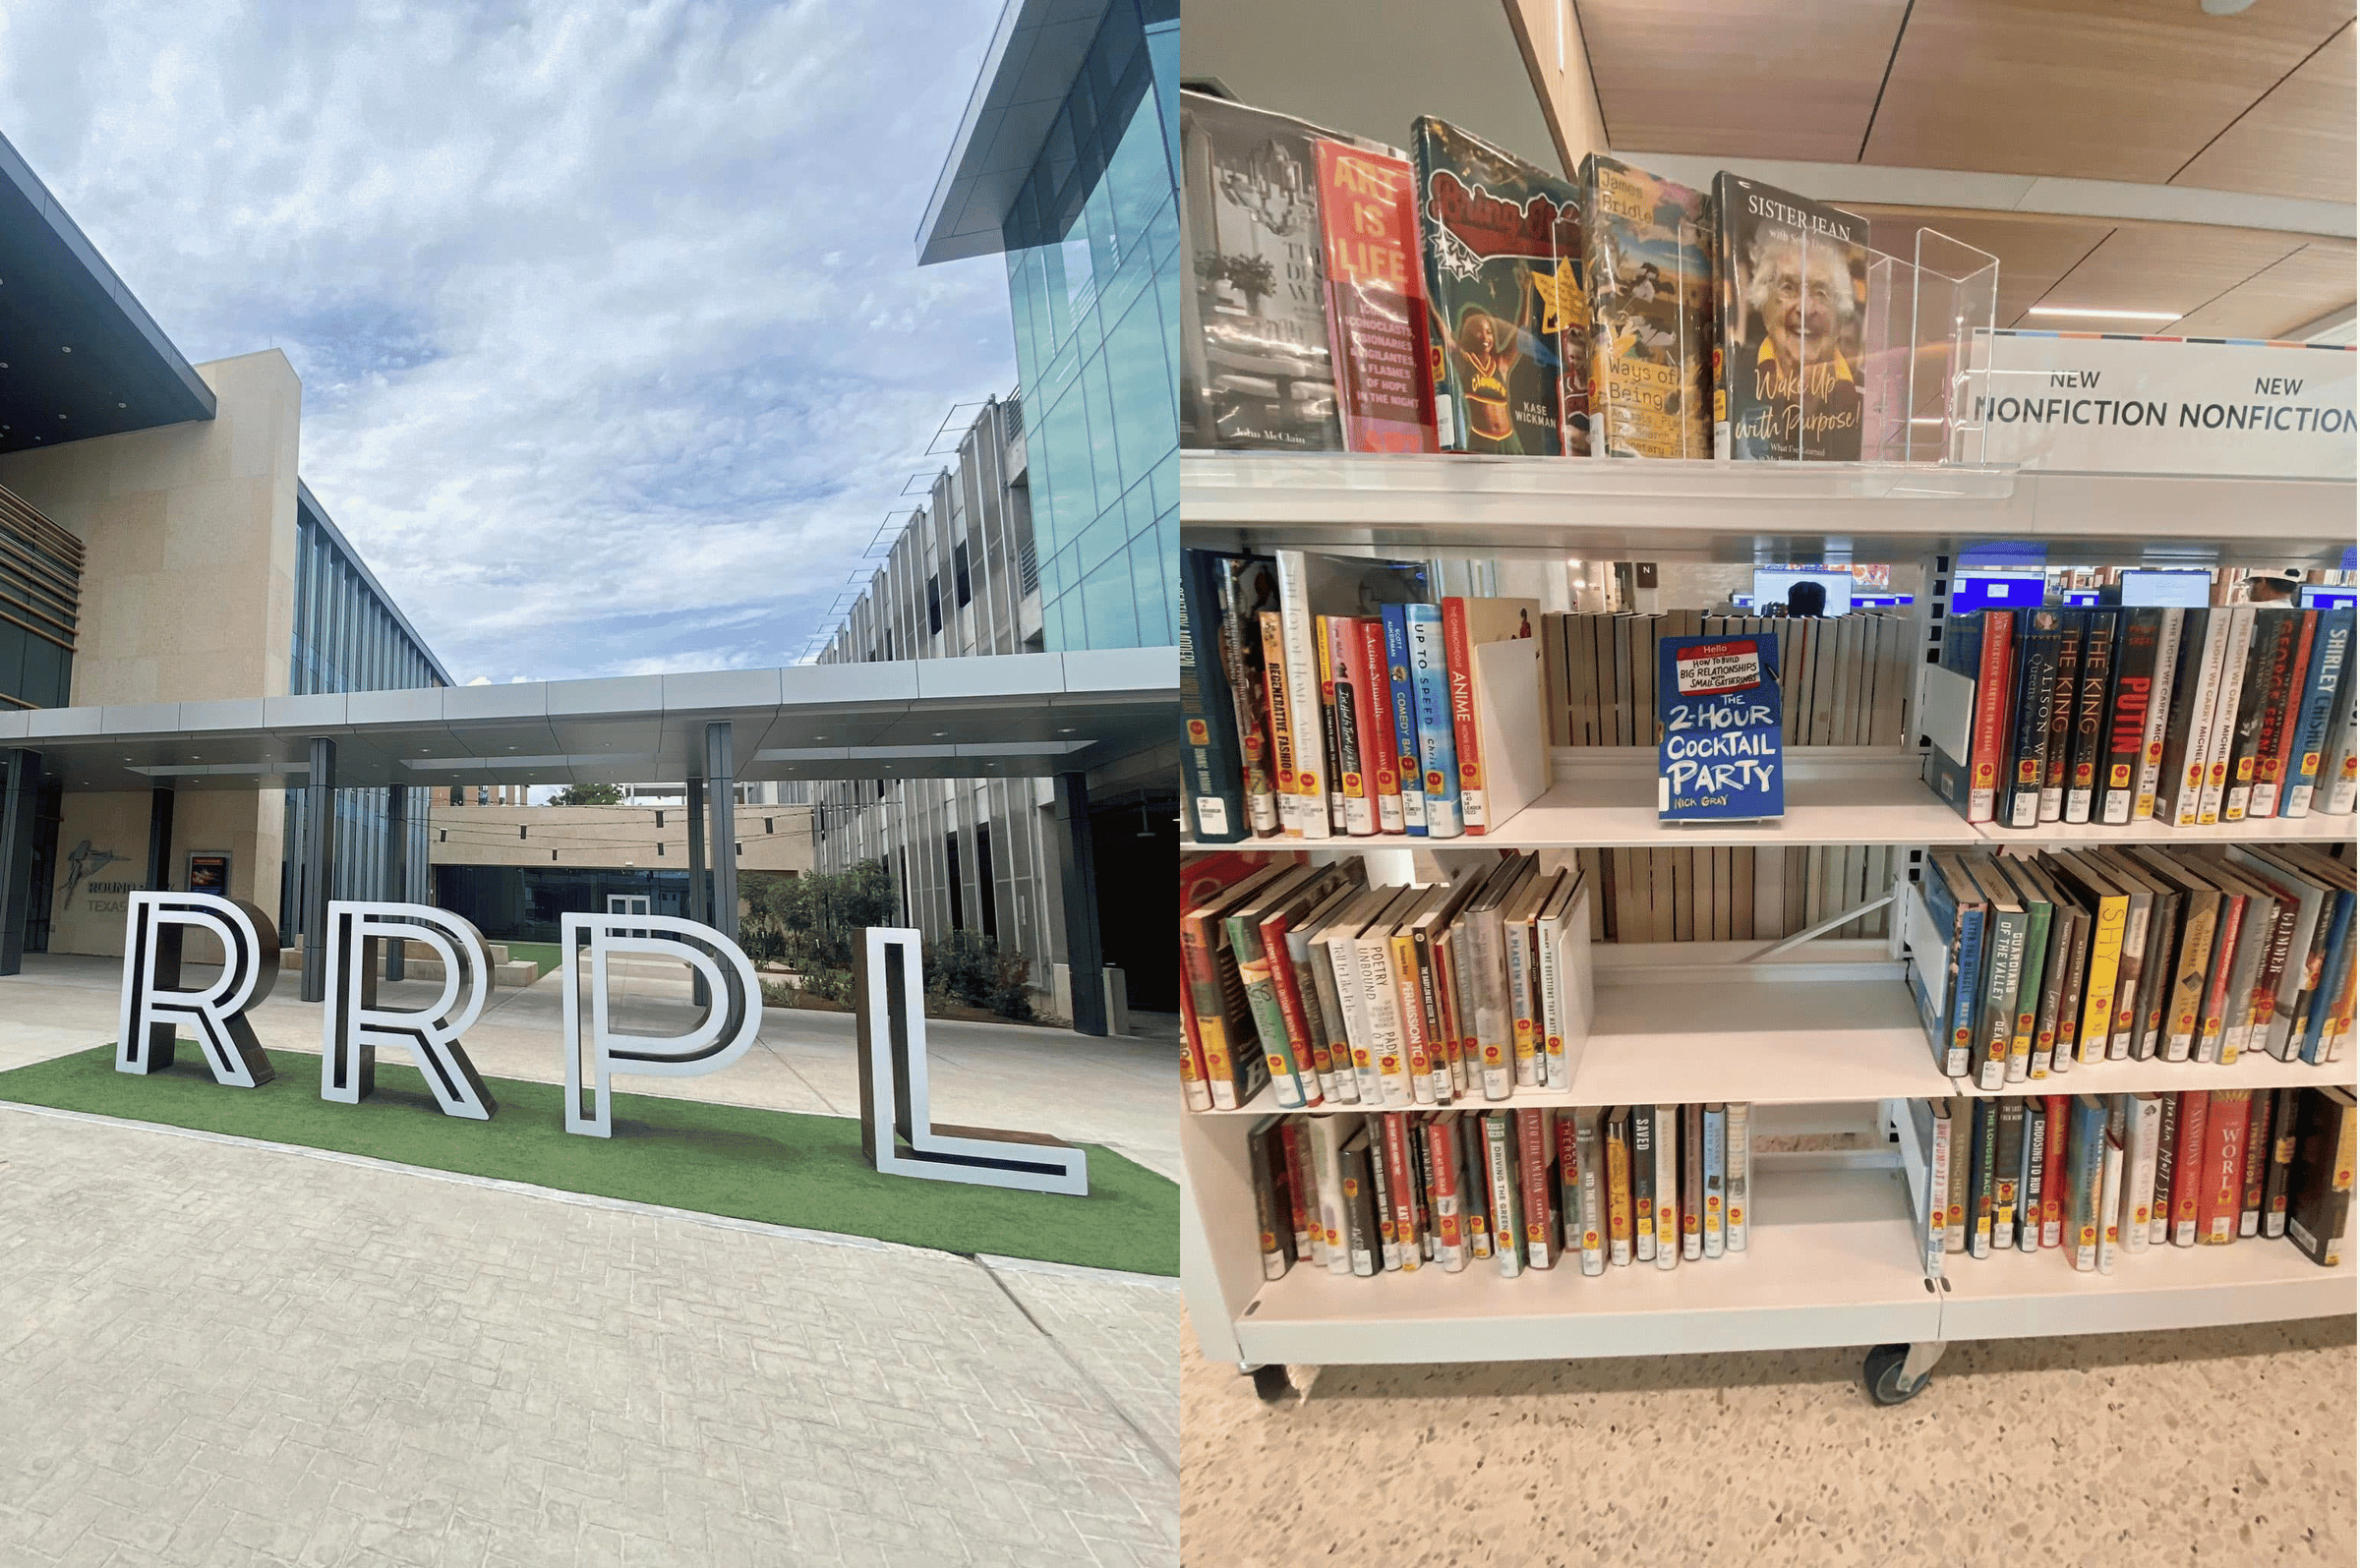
xmin=1314 ymin=140 xmax=1441 ymax=452
xmin=1411 ymin=117 xmax=1584 ymax=456
xmin=1581 ymin=153 xmax=1712 ymax=458
xmin=1179 ymin=93 xmax=1345 ymax=451
xmin=1710 ymin=174 xmax=1866 ymax=462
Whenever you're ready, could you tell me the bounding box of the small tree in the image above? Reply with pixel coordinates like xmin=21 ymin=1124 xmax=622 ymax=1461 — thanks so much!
xmin=549 ymin=783 xmax=624 ymax=806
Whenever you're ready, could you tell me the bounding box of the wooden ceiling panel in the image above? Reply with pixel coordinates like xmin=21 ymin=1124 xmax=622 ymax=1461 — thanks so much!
xmin=1850 ymin=206 xmax=2116 ymax=326
xmin=2034 ymin=224 xmax=2311 ymax=319
xmin=2166 ymin=242 xmax=2358 ymax=338
xmin=1576 ymin=1 xmax=1910 ymax=161
xmin=2173 ymin=23 xmax=2356 ymax=201
xmin=1862 ymin=0 xmax=2357 ymax=188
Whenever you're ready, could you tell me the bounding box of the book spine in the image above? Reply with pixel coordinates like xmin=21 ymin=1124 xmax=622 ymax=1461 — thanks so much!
xmin=1347 ymin=620 xmax=1401 ymax=834
xmin=2041 ymin=1094 xmax=2068 ymax=1249
xmin=1485 ymin=1112 xmax=1522 ymax=1278
xmin=1248 ymin=1122 xmax=1290 ymax=1280
xmin=1460 ymin=1114 xmax=1492 ymax=1258
xmin=1353 ymin=934 xmax=1411 ymax=1107
xmin=2196 ymin=607 xmax=2256 ymax=825
xmin=1702 ymin=1104 xmax=1728 ymax=1259
xmin=1469 ymin=901 xmax=1514 ymax=1102
xmin=1180 ymin=916 xmax=1244 ymax=1111
xmin=2283 ymin=608 xmax=2354 ymax=816
xmin=1968 ymin=1097 xmax=1998 ymax=1258
xmin=1991 ymin=1098 xmax=2025 ymax=1250
xmin=1682 ymin=1103 xmax=1704 ymax=1261
xmin=1410 ymin=928 xmax=1452 ymax=1104
xmin=2067 ymin=1097 xmax=2105 ymax=1270
xmin=2198 ymin=1090 xmax=2252 ymax=1245
xmin=2230 ymin=612 xmax=2299 ymax=820
xmin=2019 ymin=1099 xmax=2046 ymax=1254
xmin=2078 ymin=892 xmax=2128 ymax=1067
xmin=1178 ymin=552 xmax=1250 ymax=843
xmin=1725 ymin=1102 xmax=1751 ymax=1253
xmin=2133 ymin=608 xmax=2184 ymax=821
xmin=1631 ymin=1104 xmax=1658 ymax=1262
xmin=1382 ymin=1112 xmax=1421 ymax=1270
xmin=2095 ymin=1122 xmax=2125 ymax=1275
xmin=1365 ymin=1114 xmax=1398 ymax=1269
xmin=1318 ymin=617 xmax=1359 ymax=835
xmin=1276 ymin=557 xmax=1331 ymax=839
xmin=2251 ymin=610 xmax=2317 ymax=819
xmin=2239 ymin=1088 xmax=2272 ymax=1238
xmin=1177 ymin=983 xmax=1211 ymax=1113
xmin=1425 ymin=1117 xmax=1466 ymax=1271
xmin=1655 ymin=1103 xmax=1681 ymax=1271
xmin=1606 ymin=1114 xmax=1633 ymax=1267
xmin=1387 ymin=930 xmax=1436 ymax=1106
xmin=1405 ymin=605 xmax=1464 ymax=838
xmin=1978 ymin=910 xmax=2027 ymax=1090
xmin=1968 ymin=610 xmax=2015 ymax=825
xmin=1575 ymin=1110 xmax=1606 ymax=1276
xmin=2066 ymin=611 xmax=2114 ymax=823
xmin=2006 ymin=624 xmax=2054 ymax=830
xmin=1924 ymin=1104 xmax=1952 ymax=1275
xmin=1504 ymin=907 xmax=1538 ymax=1090
xmin=1216 ymin=561 xmax=1283 ymax=837
xmin=2164 ymin=610 xmax=2228 ymax=827
xmin=1279 ymin=1119 xmax=1319 ymax=1265
xmin=1516 ymin=1108 xmax=1555 ymax=1270
xmin=2040 ymin=614 xmax=2082 ymax=822
xmin=1441 ymin=598 xmax=1488 ymax=832
xmin=1261 ymin=918 xmax=1327 ymax=1109
xmin=1260 ymin=610 xmax=1303 ymax=837
xmin=2256 ymin=1084 xmax=2293 ymax=1226
xmin=2099 ymin=608 xmax=2158 ymax=826
xmin=2122 ymin=1093 xmax=2161 ymax=1254
xmin=2151 ymin=1090 xmax=2178 ymax=1248
xmin=1535 ymin=900 xmax=1566 ymax=1091
xmin=1381 ymin=606 xmax=1428 ymax=835
xmin=2168 ymin=1088 xmax=2210 ymax=1246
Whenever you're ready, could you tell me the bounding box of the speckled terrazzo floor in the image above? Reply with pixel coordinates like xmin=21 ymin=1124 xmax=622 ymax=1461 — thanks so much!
xmin=1181 ymin=1309 xmax=2356 ymax=1567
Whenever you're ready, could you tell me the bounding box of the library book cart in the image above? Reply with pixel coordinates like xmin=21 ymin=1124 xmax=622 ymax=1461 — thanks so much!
xmin=1179 ymin=451 xmax=2359 ymax=1408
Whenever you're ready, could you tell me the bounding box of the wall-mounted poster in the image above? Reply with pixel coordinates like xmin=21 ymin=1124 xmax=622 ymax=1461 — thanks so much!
xmin=187 ymin=852 xmax=231 ymax=897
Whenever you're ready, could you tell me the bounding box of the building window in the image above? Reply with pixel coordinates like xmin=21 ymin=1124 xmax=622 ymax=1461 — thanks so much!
xmin=655 ymin=810 xmax=665 ymax=829
xmin=926 ymin=576 xmax=942 ymax=636
xmin=945 ymin=831 xmax=964 ymax=930
xmin=954 ymin=542 xmax=971 ymax=609
xmin=764 ymin=818 xmax=774 ymax=834
xmin=975 ymin=822 xmax=996 ymax=942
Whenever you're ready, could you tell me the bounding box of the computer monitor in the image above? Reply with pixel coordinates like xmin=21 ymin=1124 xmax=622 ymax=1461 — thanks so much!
xmin=2118 ymin=570 xmax=2212 ymax=609
xmin=2300 ymin=586 xmax=2358 ymax=610
xmin=1752 ymin=569 xmax=1853 ymax=616
xmin=1951 ymin=571 xmax=2047 ymax=615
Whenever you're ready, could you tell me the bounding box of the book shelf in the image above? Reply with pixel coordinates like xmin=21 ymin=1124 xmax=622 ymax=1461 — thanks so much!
xmin=1180 ymin=454 xmax=2360 ymax=1403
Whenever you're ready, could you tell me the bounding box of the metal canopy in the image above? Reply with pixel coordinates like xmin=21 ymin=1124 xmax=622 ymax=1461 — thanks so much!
xmin=914 ymin=0 xmax=1110 ymax=265
xmin=0 ymin=131 xmax=215 ymax=455
xmin=1 ymin=647 xmax=1176 ymax=792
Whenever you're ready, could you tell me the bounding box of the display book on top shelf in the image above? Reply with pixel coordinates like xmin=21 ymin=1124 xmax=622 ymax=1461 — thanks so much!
xmin=1177 ymin=458 xmax=2358 ymax=1398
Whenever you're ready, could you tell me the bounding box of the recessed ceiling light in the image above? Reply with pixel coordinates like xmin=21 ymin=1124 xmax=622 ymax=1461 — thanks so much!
xmin=2027 ymin=306 xmax=2183 ymax=322
xmin=59 ymin=346 xmax=70 ymax=353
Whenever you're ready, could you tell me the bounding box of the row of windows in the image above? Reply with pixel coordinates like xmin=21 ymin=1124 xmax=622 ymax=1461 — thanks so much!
xmin=0 ymin=489 xmax=81 ymax=709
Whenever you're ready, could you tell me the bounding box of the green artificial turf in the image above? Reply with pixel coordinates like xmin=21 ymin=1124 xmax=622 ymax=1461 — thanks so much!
xmin=498 ymin=941 xmax=561 ymax=978
xmin=0 ymin=1045 xmax=1177 ymax=1276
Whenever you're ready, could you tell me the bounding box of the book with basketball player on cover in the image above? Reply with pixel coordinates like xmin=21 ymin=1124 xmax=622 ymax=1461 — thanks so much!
xmin=1581 ymin=152 xmax=1713 ymax=459
xmin=1410 ymin=117 xmax=1585 ymax=457
xmin=1710 ymin=174 xmax=1866 ymax=462
xmin=1178 ymin=92 xmax=1345 ymax=452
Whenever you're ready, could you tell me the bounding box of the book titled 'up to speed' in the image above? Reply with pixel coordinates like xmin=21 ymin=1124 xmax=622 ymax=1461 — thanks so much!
xmin=1657 ymin=635 xmax=1786 ymax=823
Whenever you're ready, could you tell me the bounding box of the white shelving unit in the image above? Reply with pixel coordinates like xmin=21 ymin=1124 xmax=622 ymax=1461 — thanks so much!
xmin=1180 ymin=453 xmax=2360 ymax=1403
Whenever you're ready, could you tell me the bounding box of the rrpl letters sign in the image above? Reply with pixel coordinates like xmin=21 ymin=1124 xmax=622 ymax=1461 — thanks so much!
xmin=113 ymin=893 xmax=1086 ymax=1193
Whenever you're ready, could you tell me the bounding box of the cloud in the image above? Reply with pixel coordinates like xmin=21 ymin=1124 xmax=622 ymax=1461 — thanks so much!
xmin=0 ymin=0 xmax=1015 ymax=681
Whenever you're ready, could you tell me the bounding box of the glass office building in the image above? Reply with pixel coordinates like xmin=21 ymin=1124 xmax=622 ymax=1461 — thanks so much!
xmin=999 ymin=0 xmax=1179 ymax=654
xmin=278 ymin=483 xmax=448 ymax=940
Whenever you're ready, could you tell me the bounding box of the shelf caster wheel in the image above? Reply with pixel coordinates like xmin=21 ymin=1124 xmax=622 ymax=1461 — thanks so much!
xmin=1864 ymin=1341 xmax=1941 ymax=1406
xmin=1244 ymin=1364 xmax=1293 ymax=1404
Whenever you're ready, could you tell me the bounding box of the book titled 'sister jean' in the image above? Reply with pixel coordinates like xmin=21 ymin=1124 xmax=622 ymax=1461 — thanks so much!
xmin=1657 ymin=634 xmax=1785 ymax=822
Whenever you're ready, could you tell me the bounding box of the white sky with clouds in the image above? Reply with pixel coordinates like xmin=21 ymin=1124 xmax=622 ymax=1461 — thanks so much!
xmin=0 ymin=0 xmax=1015 ymax=683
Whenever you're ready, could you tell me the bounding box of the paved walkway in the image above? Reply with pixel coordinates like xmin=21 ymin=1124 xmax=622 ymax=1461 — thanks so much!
xmin=0 ymin=957 xmax=1181 ymax=1567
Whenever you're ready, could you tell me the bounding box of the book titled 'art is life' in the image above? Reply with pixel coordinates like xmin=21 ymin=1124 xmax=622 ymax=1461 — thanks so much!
xmin=1657 ymin=635 xmax=1786 ymax=823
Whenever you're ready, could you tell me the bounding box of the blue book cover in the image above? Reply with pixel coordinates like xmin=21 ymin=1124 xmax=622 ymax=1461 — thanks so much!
xmin=2302 ymin=890 xmax=2355 ymax=1064
xmin=1702 ymin=1104 xmax=1728 ymax=1257
xmin=1404 ymin=605 xmax=1463 ymax=838
xmin=1179 ymin=550 xmax=1249 ymax=842
xmin=1919 ymin=854 xmax=1985 ymax=1078
xmin=1656 ymin=634 xmax=1784 ymax=822
xmin=2284 ymin=606 xmax=2354 ymax=814
xmin=1380 ymin=604 xmax=1428 ymax=837
xmin=2066 ymin=1094 xmax=2110 ymax=1268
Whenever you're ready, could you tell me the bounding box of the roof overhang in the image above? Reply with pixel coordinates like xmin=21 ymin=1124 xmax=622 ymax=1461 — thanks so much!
xmin=915 ymin=0 xmax=1111 ymax=266
xmin=0 ymin=648 xmax=1177 ymax=792
xmin=0 ymin=131 xmax=214 ymax=454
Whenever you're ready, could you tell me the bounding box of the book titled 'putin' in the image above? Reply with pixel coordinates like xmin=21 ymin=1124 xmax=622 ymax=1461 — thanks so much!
xmin=1657 ymin=635 xmax=1785 ymax=823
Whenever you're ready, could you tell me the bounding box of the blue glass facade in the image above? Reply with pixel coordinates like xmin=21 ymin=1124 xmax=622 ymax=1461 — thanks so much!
xmin=279 ymin=488 xmax=447 ymax=937
xmin=1001 ymin=0 xmax=1178 ymax=653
